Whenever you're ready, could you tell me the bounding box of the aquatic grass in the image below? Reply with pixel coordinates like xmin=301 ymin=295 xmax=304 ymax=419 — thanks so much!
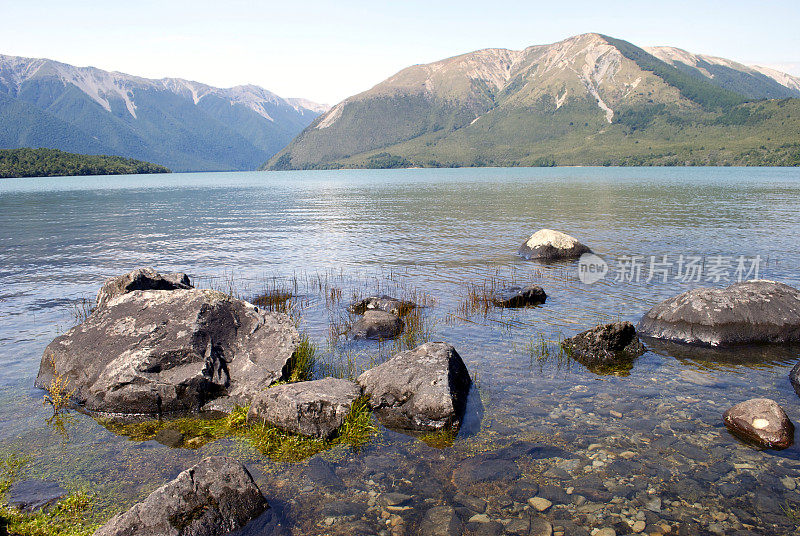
xmin=100 ymin=398 xmax=379 ymax=463
xmin=418 ymin=429 xmax=457 ymax=449
xmin=70 ymin=298 xmax=94 ymax=324
xmin=286 ymin=335 xmax=317 ymax=383
xmin=524 ymin=333 xmax=575 ymax=371
xmin=0 ymin=453 xmax=28 ymax=495
xmin=42 ymin=357 xmax=76 ymax=419
xmin=0 ymin=454 xmax=105 ymax=536
xmin=1 ymin=491 xmax=101 ymax=536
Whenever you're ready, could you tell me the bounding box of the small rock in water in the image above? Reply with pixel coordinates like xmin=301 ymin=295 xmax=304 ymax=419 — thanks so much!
xmin=348 ymin=295 xmax=414 ymax=317
xmin=246 ymin=377 xmax=361 ymax=440
xmin=93 ymin=456 xmax=267 ymax=536
xmin=631 ymin=519 xmax=646 ymax=533
xmin=561 ymin=322 xmax=646 ymax=374
xmin=594 ymin=529 xmax=616 ymax=536
xmin=723 ymin=398 xmax=794 ymax=449
xmin=517 ymin=229 xmax=592 ymax=260
xmin=349 ymin=310 xmax=404 ymax=340
xmin=8 ymin=480 xmax=67 ymax=512
xmin=153 ymin=428 xmax=184 ymax=448
xmin=491 ymin=285 xmax=547 ymax=307
xmin=527 ymin=497 xmax=552 ymax=511
xmin=530 ymin=518 xmax=554 ymax=536
xmin=419 ymin=505 xmax=462 ymax=536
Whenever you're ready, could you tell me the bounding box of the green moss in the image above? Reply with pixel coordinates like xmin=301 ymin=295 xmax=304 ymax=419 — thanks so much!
xmin=101 ymin=397 xmax=378 ymax=463
xmin=1 ymin=492 xmax=101 ymax=536
xmin=418 ymin=429 xmax=458 ymax=449
xmin=0 ymin=454 xmax=106 ymax=536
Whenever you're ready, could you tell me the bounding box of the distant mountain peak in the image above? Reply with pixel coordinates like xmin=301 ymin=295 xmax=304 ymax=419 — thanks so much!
xmin=0 ymin=53 xmax=326 ymax=171
xmin=269 ymin=33 xmax=800 ymax=170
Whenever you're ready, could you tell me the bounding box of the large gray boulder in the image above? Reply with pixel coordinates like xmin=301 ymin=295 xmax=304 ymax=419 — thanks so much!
xmin=36 ymin=289 xmax=300 ymax=415
xmin=349 ymin=310 xmax=404 ymax=340
xmin=517 ymin=229 xmax=591 ymax=260
xmin=638 ymin=280 xmax=800 ymax=346
xmin=357 ymin=342 xmax=471 ymax=431
xmin=723 ymin=398 xmax=794 ymax=450
xmin=246 ymin=378 xmax=361 ymax=440
xmin=96 ymin=268 xmax=192 ymax=309
xmin=561 ymin=322 xmax=646 ymax=373
xmin=348 ymin=295 xmax=414 ymax=317
xmin=93 ymin=456 xmax=267 ymax=536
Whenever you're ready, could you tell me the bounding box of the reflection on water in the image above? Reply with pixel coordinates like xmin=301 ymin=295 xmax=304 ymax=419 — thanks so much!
xmin=1 ymin=167 xmax=800 ymax=534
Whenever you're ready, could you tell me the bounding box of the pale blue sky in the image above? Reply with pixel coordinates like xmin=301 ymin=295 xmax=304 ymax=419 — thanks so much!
xmin=0 ymin=0 xmax=797 ymax=104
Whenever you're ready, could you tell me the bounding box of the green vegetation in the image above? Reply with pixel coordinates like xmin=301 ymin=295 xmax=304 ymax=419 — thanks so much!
xmin=0 ymin=454 xmax=104 ymax=536
xmin=0 ymin=148 xmax=170 ymax=178
xmin=102 ymin=398 xmax=379 ymax=463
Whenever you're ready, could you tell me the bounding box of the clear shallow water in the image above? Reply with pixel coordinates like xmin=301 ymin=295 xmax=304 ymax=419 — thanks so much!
xmin=2 ymin=167 xmax=800 ymax=535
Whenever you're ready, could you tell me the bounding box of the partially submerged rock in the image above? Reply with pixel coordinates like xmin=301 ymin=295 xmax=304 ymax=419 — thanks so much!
xmin=723 ymin=398 xmax=794 ymax=450
xmin=349 ymin=310 xmax=404 ymax=340
xmin=247 ymin=377 xmax=361 ymax=440
xmin=348 ymin=295 xmax=414 ymax=317
xmin=562 ymin=322 xmax=646 ymax=373
xmin=36 ymin=289 xmax=300 ymax=415
xmin=492 ymin=285 xmax=547 ymax=307
xmin=96 ymin=267 xmax=192 ymax=309
xmin=638 ymin=280 xmax=800 ymax=346
xmin=93 ymin=456 xmax=267 ymax=536
xmin=8 ymin=480 xmax=67 ymax=512
xmin=517 ymin=229 xmax=591 ymax=260
xmin=357 ymin=342 xmax=471 ymax=431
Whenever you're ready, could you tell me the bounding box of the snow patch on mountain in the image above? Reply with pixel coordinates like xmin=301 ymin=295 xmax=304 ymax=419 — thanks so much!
xmin=0 ymin=53 xmax=325 ymax=122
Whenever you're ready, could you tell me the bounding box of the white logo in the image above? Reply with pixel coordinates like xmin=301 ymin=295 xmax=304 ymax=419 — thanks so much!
xmin=578 ymin=253 xmax=608 ymax=284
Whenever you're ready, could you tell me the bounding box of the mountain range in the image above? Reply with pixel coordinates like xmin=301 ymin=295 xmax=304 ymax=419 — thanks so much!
xmin=0 ymin=54 xmax=327 ymax=171
xmin=265 ymin=33 xmax=800 ymax=169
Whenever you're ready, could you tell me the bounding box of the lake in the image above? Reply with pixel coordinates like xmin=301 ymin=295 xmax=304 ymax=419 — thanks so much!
xmin=1 ymin=166 xmax=800 ymax=535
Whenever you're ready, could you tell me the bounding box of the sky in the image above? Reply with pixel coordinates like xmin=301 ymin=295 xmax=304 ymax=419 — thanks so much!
xmin=0 ymin=0 xmax=798 ymax=105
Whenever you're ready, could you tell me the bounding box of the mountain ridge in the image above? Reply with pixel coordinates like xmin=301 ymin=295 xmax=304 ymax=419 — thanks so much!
xmin=0 ymin=53 xmax=328 ymax=171
xmin=266 ymin=33 xmax=800 ymax=170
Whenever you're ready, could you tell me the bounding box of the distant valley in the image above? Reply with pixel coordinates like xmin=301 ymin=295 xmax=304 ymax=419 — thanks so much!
xmin=266 ymin=33 xmax=800 ymax=169
xmin=0 ymin=54 xmax=327 ymax=172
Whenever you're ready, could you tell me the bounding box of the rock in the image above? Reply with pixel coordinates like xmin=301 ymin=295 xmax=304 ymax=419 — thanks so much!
xmin=594 ymin=529 xmax=616 ymax=536
xmin=36 ymin=288 xmax=300 ymax=415
xmin=304 ymin=457 xmax=345 ymax=491
xmin=632 ymin=519 xmax=646 ymax=533
xmin=637 ymin=280 xmax=800 ymax=346
xmin=505 ymin=518 xmax=530 ymax=535
xmin=528 ymin=497 xmax=552 ymax=512
xmin=722 ymin=398 xmax=794 ymax=449
xmin=530 ymin=519 xmax=554 ymax=536
xmin=788 ymin=362 xmax=800 ymax=399
xmin=153 ymin=428 xmax=184 ymax=448
xmin=491 ymin=285 xmax=547 ymax=307
xmin=93 ymin=456 xmax=267 ymax=536
xmin=517 ymin=229 xmax=591 ymax=260
xmin=348 ymin=295 xmax=414 ymax=317
xmin=320 ymin=501 xmax=364 ymax=519
xmin=419 ymin=505 xmax=462 ymax=536
xmin=8 ymin=480 xmax=67 ymax=512
xmin=452 ymin=458 xmax=521 ymax=486
xmin=348 ymin=310 xmax=404 ymax=340
xmin=357 ymin=342 xmax=471 ymax=431
xmin=561 ymin=322 xmax=646 ymax=373
xmin=246 ymin=377 xmax=361 ymax=440
xmin=96 ymin=267 xmax=192 ymax=309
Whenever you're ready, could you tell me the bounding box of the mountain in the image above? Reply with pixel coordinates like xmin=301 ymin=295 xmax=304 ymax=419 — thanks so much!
xmin=265 ymin=33 xmax=800 ymax=169
xmin=0 ymin=54 xmax=327 ymax=171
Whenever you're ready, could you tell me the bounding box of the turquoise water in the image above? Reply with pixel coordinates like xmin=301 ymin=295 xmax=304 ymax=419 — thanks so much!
xmin=2 ymin=167 xmax=800 ymax=534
